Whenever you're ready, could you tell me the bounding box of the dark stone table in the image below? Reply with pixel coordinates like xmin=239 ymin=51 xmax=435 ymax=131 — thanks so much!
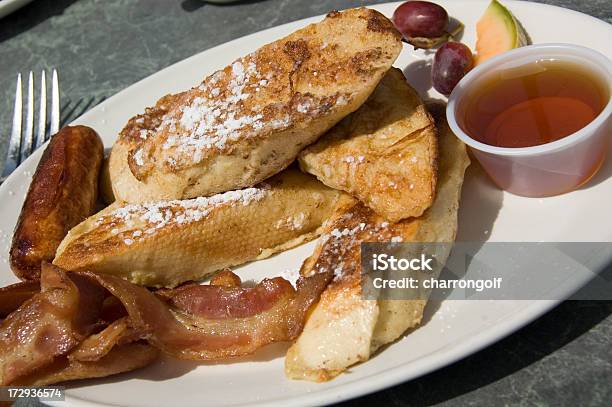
xmin=1 ymin=0 xmax=611 ymax=406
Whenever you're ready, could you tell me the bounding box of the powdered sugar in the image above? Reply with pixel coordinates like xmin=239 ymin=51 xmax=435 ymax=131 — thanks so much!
xmin=98 ymin=185 xmax=270 ymax=239
xmin=315 ymin=213 xmax=404 ymax=282
xmin=342 ymin=155 xmax=365 ymax=165
xmin=335 ymin=95 xmax=348 ymax=106
xmin=330 ymin=225 xmax=363 ymax=238
xmin=133 ymin=149 xmax=145 ymax=166
xmin=275 ymin=212 xmax=307 ymax=230
xmin=333 ymin=265 xmax=344 ymax=280
xmin=296 ymin=102 xmax=310 ymax=114
xmin=133 ymin=48 xmax=354 ymax=170
xmin=157 ymin=58 xmax=271 ymax=164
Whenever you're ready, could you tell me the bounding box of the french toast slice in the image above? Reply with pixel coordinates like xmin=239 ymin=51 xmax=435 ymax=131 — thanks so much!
xmin=110 ymin=8 xmax=402 ymax=203
xmin=285 ymin=105 xmax=470 ymax=381
xmin=298 ymin=68 xmax=437 ymax=222
xmin=53 ymin=168 xmax=342 ymax=288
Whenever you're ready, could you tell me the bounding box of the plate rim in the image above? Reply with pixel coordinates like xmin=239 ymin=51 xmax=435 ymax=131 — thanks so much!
xmin=0 ymin=0 xmax=34 ymax=19
xmin=4 ymin=1 xmax=612 ymax=406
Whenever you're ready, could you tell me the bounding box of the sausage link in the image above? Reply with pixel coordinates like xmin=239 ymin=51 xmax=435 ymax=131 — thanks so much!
xmin=10 ymin=125 xmax=104 ymax=280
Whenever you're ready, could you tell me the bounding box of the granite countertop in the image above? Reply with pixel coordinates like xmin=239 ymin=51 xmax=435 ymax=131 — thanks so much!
xmin=1 ymin=0 xmax=611 ymax=406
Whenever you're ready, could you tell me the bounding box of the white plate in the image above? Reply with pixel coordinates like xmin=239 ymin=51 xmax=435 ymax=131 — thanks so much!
xmin=0 ymin=0 xmax=33 ymax=19
xmin=1 ymin=1 xmax=611 ymax=406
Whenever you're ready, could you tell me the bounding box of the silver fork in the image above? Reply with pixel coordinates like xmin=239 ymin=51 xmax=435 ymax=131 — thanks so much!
xmin=1 ymin=70 xmax=60 ymax=183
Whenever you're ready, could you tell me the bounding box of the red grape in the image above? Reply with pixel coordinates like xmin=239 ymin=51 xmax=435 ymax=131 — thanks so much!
xmin=432 ymin=42 xmax=474 ymax=96
xmin=392 ymin=1 xmax=449 ymax=39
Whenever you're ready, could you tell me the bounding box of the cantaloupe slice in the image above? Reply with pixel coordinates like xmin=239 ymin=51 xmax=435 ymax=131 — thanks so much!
xmin=475 ymin=0 xmax=530 ymax=65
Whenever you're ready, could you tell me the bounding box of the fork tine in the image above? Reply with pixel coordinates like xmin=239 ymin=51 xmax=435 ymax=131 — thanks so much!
xmin=1 ymin=74 xmax=23 ymax=180
xmin=35 ymin=71 xmax=47 ymax=149
xmin=50 ymin=69 xmax=60 ymax=136
xmin=20 ymin=71 xmax=35 ymax=160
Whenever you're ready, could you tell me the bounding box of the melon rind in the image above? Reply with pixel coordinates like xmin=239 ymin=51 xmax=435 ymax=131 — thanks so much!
xmin=475 ymin=0 xmax=530 ymax=65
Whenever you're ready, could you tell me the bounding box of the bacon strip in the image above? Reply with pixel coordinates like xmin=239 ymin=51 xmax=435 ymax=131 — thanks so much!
xmin=158 ymin=277 xmax=296 ymax=319
xmin=0 ymin=263 xmax=332 ymax=385
xmin=0 ymin=280 xmax=40 ymax=318
xmin=13 ymin=343 xmax=159 ymax=386
xmin=0 ymin=264 xmax=105 ymax=385
xmin=83 ymin=270 xmax=332 ymax=360
xmin=70 ymin=317 xmax=141 ymax=362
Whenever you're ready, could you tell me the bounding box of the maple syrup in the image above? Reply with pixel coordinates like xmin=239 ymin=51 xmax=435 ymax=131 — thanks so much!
xmin=460 ymin=59 xmax=608 ymax=148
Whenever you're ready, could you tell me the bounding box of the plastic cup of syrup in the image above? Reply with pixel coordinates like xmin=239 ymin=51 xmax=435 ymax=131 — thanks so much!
xmin=447 ymin=44 xmax=612 ymax=197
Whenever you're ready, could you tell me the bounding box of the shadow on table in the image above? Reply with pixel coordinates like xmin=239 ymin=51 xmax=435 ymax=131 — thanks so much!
xmin=60 ymin=96 xmax=107 ymax=126
xmin=0 ymin=0 xmax=80 ymax=43
xmin=336 ymin=297 xmax=612 ymax=406
xmin=181 ymin=0 xmax=269 ymax=12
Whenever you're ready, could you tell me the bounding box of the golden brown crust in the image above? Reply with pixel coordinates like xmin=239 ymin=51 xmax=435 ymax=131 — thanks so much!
xmin=365 ymin=8 xmax=401 ymax=35
xmin=111 ymin=7 xmax=402 ymax=203
xmin=299 ymin=68 xmax=438 ymax=222
xmin=54 ymin=168 xmax=342 ymax=288
xmin=10 ymin=126 xmax=104 ymax=280
xmin=286 ymin=106 xmax=470 ymax=381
